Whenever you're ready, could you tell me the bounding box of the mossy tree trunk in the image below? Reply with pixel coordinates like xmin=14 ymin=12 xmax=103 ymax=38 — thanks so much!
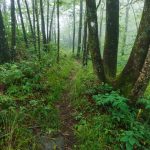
xmin=129 ymin=47 xmax=150 ymax=101
xmin=103 ymin=0 xmax=119 ymax=79
xmin=86 ymin=0 xmax=105 ymax=82
xmin=117 ymin=0 xmax=150 ymax=96
xmin=0 ymin=9 xmax=10 ymax=63
xmin=11 ymin=0 xmax=16 ymax=60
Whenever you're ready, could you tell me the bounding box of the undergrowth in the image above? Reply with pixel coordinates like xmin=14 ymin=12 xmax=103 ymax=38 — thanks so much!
xmin=72 ymin=63 xmax=150 ymax=150
xmin=0 ymin=51 xmax=74 ymax=150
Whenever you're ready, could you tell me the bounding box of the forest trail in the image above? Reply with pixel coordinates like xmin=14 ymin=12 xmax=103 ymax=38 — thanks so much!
xmin=55 ymin=62 xmax=79 ymax=150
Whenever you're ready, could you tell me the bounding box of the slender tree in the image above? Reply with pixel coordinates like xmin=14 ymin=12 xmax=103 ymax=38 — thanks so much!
xmin=25 ymin=0 xmax=34 ymax=45
xmin=17 ymin=0 xmax=28 ymax=48
xmin=82 ymin=10 xmax=88 ymax=66
xmin=72 ymin=0 xmax=76 ymax=54
xmin=35 ymin=0 xmax=41 ymax=60
xmin=77 ymin=0 xmax=83 ymax=57
xmin=11 ymin=0 xmax=16 ymax=60
xmin=40 ymin=0 xmax=47 ymax=49
xmin=48 ymin=0 xmax=56 ymax=42
xmin=32 ymin=0 xmax=37 ymax=51
xmin=121 ymin=0 xmax=130 ymax=56
xmin=57 ymin=0 xmax=60 ymax=63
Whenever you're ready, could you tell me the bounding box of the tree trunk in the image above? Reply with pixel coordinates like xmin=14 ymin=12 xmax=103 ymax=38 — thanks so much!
xmin=35 ymin=0 xmax=41 ymax=60
xmin=17 ymin=0 xmax=28 ymax=48
xmin=103 ymin=0 xmax=119 ymax=79
xmin=121 ymin=0 xmax=130 ymax=56
xmin=0 ymin=9 xmax=10 ymax=63
xmin=77 ymin=0 xmax=83 ymax=57
xmin=72 ymin=0 xmax=76 ymax=54
xmin=32 ymin=0 xmax=37 ymax=51
xmin=11 ymin=0 xmax=16 ymax=60
xmin=25 ymin=0 xmax=34 ymax=42
xmin=117 ymin=0 xmax=150 ymax=96
xmin=57 ymin=0 xmax=60 ymax=63
xmin=47 ymin=0 xmax=50 ymax=42
xmin=86 ymin=0 xmax=105 ymax=82
xmin=99 ymin=1 xmax=105 ymax=50
xmin=40 ymin=0 xmax=47 ymax=50
xmin=48 ymin=0 xmax=56 ymax=42
xmin=129 ymin=47 xmax=150 ymax=101
xmin=82 ymin=10 xmax=88 ymax=66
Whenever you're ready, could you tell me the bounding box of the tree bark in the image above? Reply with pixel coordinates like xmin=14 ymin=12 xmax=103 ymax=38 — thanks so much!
xmin=86 ymin=0 xmax=105 ymax=82
xmin=17 ymin=0 xmax=28 ymax=48
xmin=103 ymin=0 xmax=119 ymax=79
xmin=129 ymin=47 xmax=150 ymax=101
xmin=32 ymin=0 xmax=37 ymax=51
xmin=82 ymin=10 xmax=88 ymax=66
xmin=57 ymin=0 xmax=60 ymax=63
xmin=48 ymin=0 xmax=56 ymax=42
xmin=11 ymin=0 xmax=16 ymax=60
xmin=72 ymin=0 xmax=76 ymax=54
xmin=25 ymin=0 xmax=34 ymax=42
xmin=35 ymin=0 xmax=41 ymax=60
xmin=117 ymin=0 xmax=150 ymax=96
xmin=77 ymin=0 xmax=83 ymax=57
xmin=40 ymin=0 xmax=47 ymax=50
xmin=121 ymin=0 xmax=130 ymax=56
xmin=0 ymin=9 xmax=10 ymax=63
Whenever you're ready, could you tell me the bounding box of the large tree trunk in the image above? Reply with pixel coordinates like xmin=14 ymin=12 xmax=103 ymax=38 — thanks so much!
xmin=103 ymin=0 xmax=119 ymax=79
xmin=0 ymin=9 xmax=10 ymax=63
xmin=117 ymin=0 xmax=150 ymax=96
xmin=129 ymin=47 xmax=150 ymax=101
xmin=11 ymin=0 xmax=16 ymax=60
xmin=86 ymin=0 xmax=105 ymax=82
xmin=17 ymin=0 xmax=28 ymax=48
xmin=77 ymin=0 xmax=83 ymax=57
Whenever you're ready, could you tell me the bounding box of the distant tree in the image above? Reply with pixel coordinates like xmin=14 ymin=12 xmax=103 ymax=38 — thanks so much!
xmin=11 ymin=0 xmax=16 ymax=60
xmin=17 ymin=0 xmax=28 ymax=48
xmin=57 ymin=0 xmax=60 ymax=63
xmin=82 ymin=9 xmax=88 ymax=66
xmin=121 ymin=0 xmax=130 ymax=56
xmin=72 ymin=0 xmax=76 ymax=54
xmin=35 ymin=0 xmax=41 ymax=60
xmin=48 ymin=0 xmax=56 ymax=43
xmin=77 ymin=0 xmax=83 ymax=57
xmin=40 ymin=0 xmax=47 ymax=50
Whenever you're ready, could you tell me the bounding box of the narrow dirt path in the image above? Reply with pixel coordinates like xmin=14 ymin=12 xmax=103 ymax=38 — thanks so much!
xmin=55 ymin=67 xmax=78 ymax=150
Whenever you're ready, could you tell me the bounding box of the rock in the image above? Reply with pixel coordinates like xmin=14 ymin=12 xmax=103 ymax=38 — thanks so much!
xmin=37 ymin=135 xmax=64 ymax=150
